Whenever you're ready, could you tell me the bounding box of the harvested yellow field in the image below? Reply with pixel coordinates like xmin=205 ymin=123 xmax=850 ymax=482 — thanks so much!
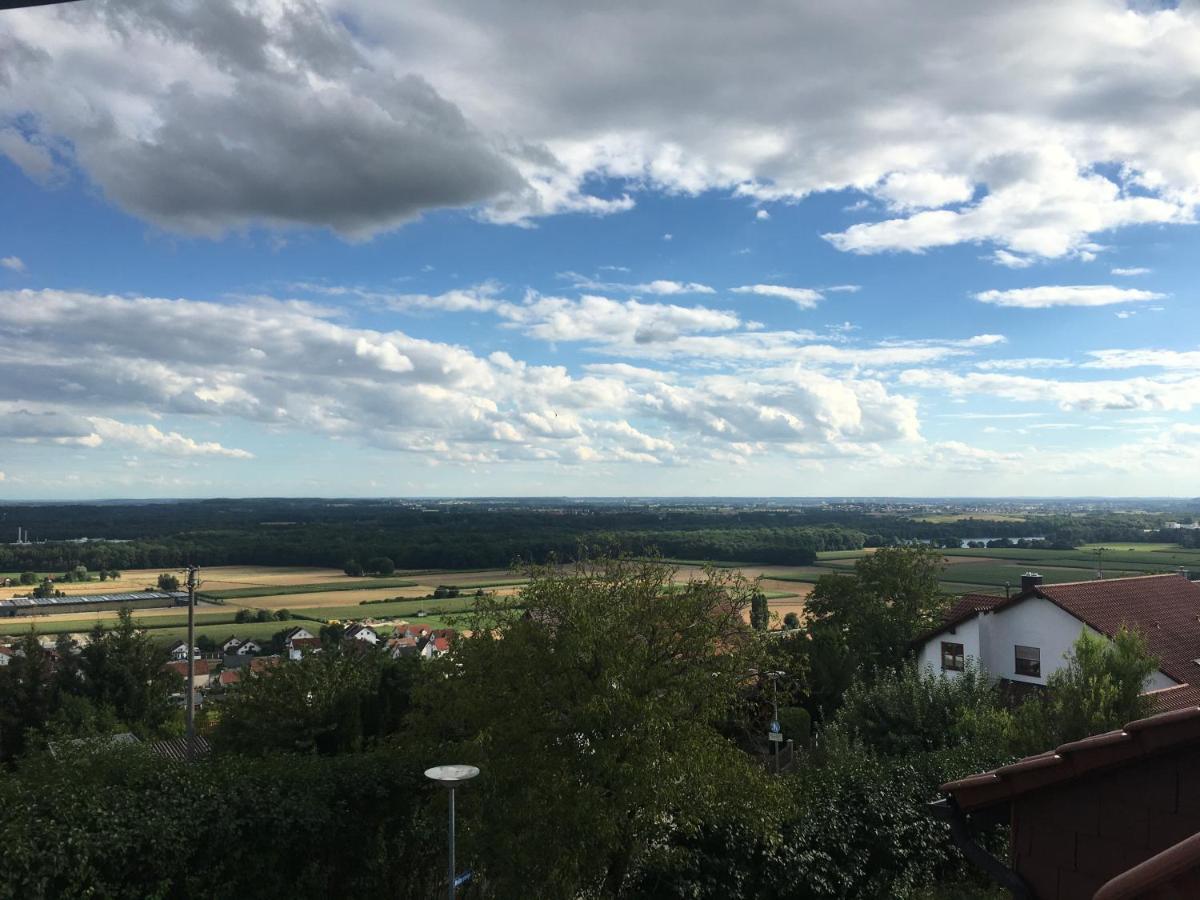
xmin=234 ymin=586 xmax=429 ymax=610
xmin=0 ymin=565 xmax=353 ymax=600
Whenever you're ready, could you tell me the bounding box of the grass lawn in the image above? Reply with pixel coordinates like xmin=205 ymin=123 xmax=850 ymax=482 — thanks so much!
xmin=0 ymin=609 xmax=243 ymax=637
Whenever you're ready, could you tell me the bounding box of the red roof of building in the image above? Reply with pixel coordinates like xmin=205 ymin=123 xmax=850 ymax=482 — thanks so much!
xmin=1035 ymin=575 xmax=1200 ymax=683
xmin=218 ymin=669 xmax=241 ymax=685
xmin=942 ymin=705 xmax=1200 ymax=813
xmin=250 ymin=655 xmax=282 ymax=672
xmin=290 ymin=638 xmax=321 ymax=650
xmin=165 ymin=659 xmax=210 ymax=677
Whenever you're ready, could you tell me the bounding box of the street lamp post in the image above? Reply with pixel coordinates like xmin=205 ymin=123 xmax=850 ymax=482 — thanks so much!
xmin=766 ymin=670 xmax=785 ymax=774
xmin=425 ymin=764 xmax=480 ymax=899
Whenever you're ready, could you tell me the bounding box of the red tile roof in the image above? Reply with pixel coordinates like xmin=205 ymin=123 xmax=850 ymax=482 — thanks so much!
xmin=1034 ymin=575 xmax=1200 ymax=683
xmin=942 ymin=706 xmax=1200 ymax=813
xmin=1145 ymin=682 xmax=1200 ymax=714
xmin=218 ymin=669 xmax=241 ymax=685
xmin=165 ymin=659 xmax=211 ymax=677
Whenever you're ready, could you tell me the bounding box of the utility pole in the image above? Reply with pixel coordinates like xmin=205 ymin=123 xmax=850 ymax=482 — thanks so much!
xmin=772 ymin=673 xmax=780 ymax=774
xmin=1095 ymin=547 xmax=1104 ymax=580
xmin=185 ymin=565 xmax=198 ymax=761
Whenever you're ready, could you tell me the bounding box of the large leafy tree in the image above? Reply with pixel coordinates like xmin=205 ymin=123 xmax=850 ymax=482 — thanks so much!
xmin=1012 ymin=626 xmax=1157 ymax=753
xmin=417 ymin=557 xmax=786 ymax=897
xmin=799 ymin=546 xmax=947 ymax=715
xmin=0 ymin=633 xmax=58 ymax=761
xmin=76 ymin=608 xmax=180 ymax=737
xmin=214 ymin=650 xmax=418 ymax=755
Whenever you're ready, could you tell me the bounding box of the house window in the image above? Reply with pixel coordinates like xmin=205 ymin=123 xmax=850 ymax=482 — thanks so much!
xmin=1015 ymin=645 xmax=1041 ymax=677
xmin=941 ymin=641 xmax=965 ymax=672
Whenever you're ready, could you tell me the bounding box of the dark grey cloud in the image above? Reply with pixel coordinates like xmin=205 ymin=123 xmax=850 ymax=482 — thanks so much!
xmin=2 ymin=1 xmax=523 ymax=237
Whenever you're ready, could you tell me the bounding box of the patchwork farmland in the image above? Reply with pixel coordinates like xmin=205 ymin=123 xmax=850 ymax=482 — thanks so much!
xmin=2 ymin=542 xmax=1196 ymax=644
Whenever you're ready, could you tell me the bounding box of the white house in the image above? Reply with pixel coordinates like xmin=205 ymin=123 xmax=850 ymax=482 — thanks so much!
xmin=235 ymin=639 xmax=262 ymax=656
xmin=344 ymin=624 xmax=379 ymax=645
xmin=281 ymin=626 xmax=315 ymax=649
xmin=219 ymin=636 xmax=242 ymax=654
xmin=167 ymin=640 xmax=199 ymax=662
xmin=917 ymin=573 xmax=1198 ymax=703
xmin=0 ymin=646 xmax=11 ymax=666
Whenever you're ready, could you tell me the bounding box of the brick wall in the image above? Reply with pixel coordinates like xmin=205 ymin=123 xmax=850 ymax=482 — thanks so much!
xmin=1011 ymin=746 xmax=1200 ymax=900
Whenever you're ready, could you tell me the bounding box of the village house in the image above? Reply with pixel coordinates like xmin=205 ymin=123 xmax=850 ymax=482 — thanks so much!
xmin=219 ymin=636 xmax=242 ymax=654
xmin=287 ymin=636 xmax=322 ymax=660
xmin=166 ymin=639 xmax=200 ymax=662
xmin=235 ymin=639 xmax=262 ymax=656
xmin=164 ymin=658 xmax=213 ymax=690
xmin=344 ymin=623 xmax=379 ymax=645
xmin=0 ymin=645 xmax=11 ymax=666
xmin=917 ymin=573 xmax=1200 ymax=708
xmin=217 ymin=669 xmax=241 ymax=687
xmin=280 ymin=626 xmax=314 ymax=650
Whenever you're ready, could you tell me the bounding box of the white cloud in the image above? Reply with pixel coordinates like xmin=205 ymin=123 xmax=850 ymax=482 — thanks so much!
xmin=1111 ymin=266 xmax=1151 ymax=276
xmin=973 ymin=285 xmax=1165 ymax=308
xmin=0 ymin=256 xmax=25 ymax=273
xmin=974 ymin=357 xmax=1073 ymax=371
xmin=1082 ymin=349 xmax=1200 ymax=370
xmin=875 ymin=172 xmax=974 ymax=210
xmin=87 ymin=418 xmax=253 ymax=459
xmin=0 ymin=288 xmax=928 ymax=469
xmin=755 ymin=209 xmax=770 ymax=220
xmin=731 ymin=284 xmax=824 ymax=309
xmin=900 ymin=368 xmax=1200 ymax=412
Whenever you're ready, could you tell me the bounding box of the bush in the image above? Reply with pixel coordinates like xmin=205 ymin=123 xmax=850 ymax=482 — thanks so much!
xmin=0 ymin=745 xmax=441 ymax=899
xmin=274 ymin=609 xmax=291 ymax=621
xmin=343 ymin=559 xmax=364 ymax=577
xmin=19 ymin=571 xmax=37 ymax=585
xmin=157 ymin=573 xmax=180 ymax=592
xmin=825 ymin=662 xmax=1011 ymax=758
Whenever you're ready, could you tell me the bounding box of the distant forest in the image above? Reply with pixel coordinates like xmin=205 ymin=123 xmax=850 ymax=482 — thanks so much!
xmin=0 ymin=499 xmax=1196 ymax=572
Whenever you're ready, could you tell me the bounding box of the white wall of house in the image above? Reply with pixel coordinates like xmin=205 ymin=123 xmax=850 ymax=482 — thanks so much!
xmin=919 ymin=616 xmax=981 ymax=677
xmin=921 ymin=596 xmax=1177 ymax=691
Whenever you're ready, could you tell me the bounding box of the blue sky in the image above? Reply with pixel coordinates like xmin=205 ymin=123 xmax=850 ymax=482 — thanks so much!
xmin=1 ymin=0 xmax=1198 ymax=498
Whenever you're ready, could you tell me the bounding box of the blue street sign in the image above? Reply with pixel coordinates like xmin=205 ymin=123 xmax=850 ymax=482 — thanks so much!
xmin=769 ymin=720 xmax=781 ymax=733
xmin=454 ymin=871 xmax=473 ymax=888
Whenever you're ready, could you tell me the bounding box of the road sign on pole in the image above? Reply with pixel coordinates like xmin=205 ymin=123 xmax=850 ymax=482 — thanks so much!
xmin=768 ymin=731 xmax=784 ymax=743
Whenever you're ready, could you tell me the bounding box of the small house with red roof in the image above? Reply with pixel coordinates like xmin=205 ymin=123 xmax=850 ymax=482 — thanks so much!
xmin=917 ymin=573 xmax=1197 ymax=699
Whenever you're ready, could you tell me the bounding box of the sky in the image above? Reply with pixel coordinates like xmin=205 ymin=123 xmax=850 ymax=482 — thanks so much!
xmin=0 ymin=0 xmax=1199 ymax=499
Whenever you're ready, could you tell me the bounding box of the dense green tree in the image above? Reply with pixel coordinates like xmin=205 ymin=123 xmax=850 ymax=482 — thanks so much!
xmin=343 ymin=558 xmax=364 ymax=577
xmin=274 ymin=608 xmax=292 ymax=621
xmin=18 ymin=571 xmax=36 ymax=585
xmin=214 ymin=652 xmax=418 ymax=755
xmin=76 ymin=609 xmax=180 ymax=738
xmin=0 ymin=633 xmax=58 ymax=760
xmin=416 ymin=558 xmax=784 ymax=896
xmin=1012 ymin=627 xmax=1157 ymax=754
xmin=157 ymin=572 xmax=180 ymax=592
xmin=782 ymin=611 xmax=801 ymax=630
xmin=800 ymin=546 xmax=947 ymax=716
xmin=365 ymin=556 xmax=395 ymax=576
xmin=825 ymin=662 xmax=1011 ymax=758
xmin=750 ymin=588 xmax=769 ymax=631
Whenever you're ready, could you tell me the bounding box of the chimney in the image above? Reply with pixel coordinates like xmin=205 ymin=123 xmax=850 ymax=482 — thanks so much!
xmin=1020 ymin=572 xmax=1043 ymax=594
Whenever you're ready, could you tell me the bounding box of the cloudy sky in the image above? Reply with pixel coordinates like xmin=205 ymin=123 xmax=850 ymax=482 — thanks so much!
xmin=1 ymin=0 xmax=1198 ymax=498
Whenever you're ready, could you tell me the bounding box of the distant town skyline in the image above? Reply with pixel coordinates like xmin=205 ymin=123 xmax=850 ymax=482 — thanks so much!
xmin=1 ymin=1 xmax=1199 ymax=499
